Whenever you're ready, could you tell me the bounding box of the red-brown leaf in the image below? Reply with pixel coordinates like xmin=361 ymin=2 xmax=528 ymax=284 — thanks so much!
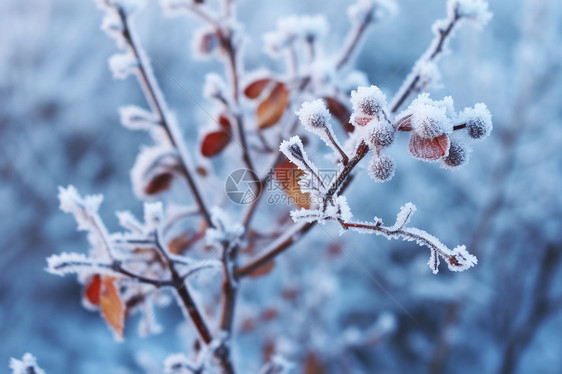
xmin=244 ymin=78 xmax=272 ymax=99
xmin=84 ymin=274 xmax=102 ymax=306
xmin=248 ymin=260 xmax=275 ymax=278
xmin=257 ymin=82 xmax=289 ymax=129
xmin=324 ymin=97 xmax=354 ymax=132
xmin=100 ymin=276 xmax=125 ymax=340
xmin=274 ymin=158 xmax=311 ymax=209
xmin=408 ymin=133 xmax=450 ymax=161
xmin=201 ymin=115 xmax=232 ymax=157
xmin=144 ymin=172 xmax=174 ymax=195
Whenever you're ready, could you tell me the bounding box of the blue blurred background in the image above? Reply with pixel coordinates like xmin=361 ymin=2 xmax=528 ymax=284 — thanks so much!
xmin=1 ymin=0 xmax=561 ymax=373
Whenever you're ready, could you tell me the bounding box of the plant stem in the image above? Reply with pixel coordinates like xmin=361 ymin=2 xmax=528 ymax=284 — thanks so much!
xmin=119 ymin=8 xmax=213 ymax=227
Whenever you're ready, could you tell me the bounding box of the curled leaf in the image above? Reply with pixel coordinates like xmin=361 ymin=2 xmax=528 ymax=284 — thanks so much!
xmin=244 ymin=78 xmax=272 ymax=99
xmin=274 ymin=158 xmax=310 ymax=209
xmin=408 ymin=133 xmax=450 ymax=161
xmin=84 ymin=274 xmax=102 ymax=307
xmin=144 ymin=172 xmax=173 ymax=195
xmin=100 ymin=276 xmax=125 ymax=340
xmin=257 ymin=82 xmax=289 ymax=129
xmin=248 ymin=260 xmax=275 ymax=278
xmin=201 ymin=115 xmax=232 ymax=157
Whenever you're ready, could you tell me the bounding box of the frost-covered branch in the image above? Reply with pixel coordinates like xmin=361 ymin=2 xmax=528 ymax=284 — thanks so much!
xmin=389 ymin=0 xmax=492 ymax=113
xmin=10 ymin=354 xmax=45 ymax=374
xmin=103 ymin=1 xmax=213 ymax=226
xmin=336 ymin=0 xmax=398 ymax=70
xmin=341 ymin=203 xmax=478 ymax=274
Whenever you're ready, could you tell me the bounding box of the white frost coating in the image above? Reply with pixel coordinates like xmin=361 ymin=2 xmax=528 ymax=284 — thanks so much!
xmin=259 ymin=355 xmax=294 ymax=374
xmin=163 ymin=353 xmax=199 ymax=373
xmin=428 ymin=247 xmax=440 ymax=274
xmin=388 ymin=202 xmax=416 ymax=231
xmin=297 ymin=100 xmax=349 ymax=163
xmin=368 ymin=153 xmax=395 ymax=182
xmin=291 ymin=195 xmax=352 ymax=224
xmin=279 ymin=136 xmax=318 ymax=176
xmin=10 ymin=353 xmax=45 ymax=374
xmin=108 ymin=53 xmax=138 ymax=79
xmin=299 ymin=15 xmax=329 ymax=40
xmin=115 ymin=210 xmax=144 ymax=234
xmin=348 ymin=0 xmax=398 ymax=25
xmin=458 ymin=103 xmax=493 ymax=140
xmin=450 ymin=0 xmax=492 ymax=26
xmin=350 ymin=85 xmax=387 ymax=115
xmin=46 ymin=253 xmax=115 ymax=277
xmin=297 ymin=99 xmax=331 ymax=130
xmin=205 ymin=207 xmax=244 ymax=247
xmin=345 ymin=203 xmax=477 ymax=274
xmin=119 ymin=105 xmax=158 ymax=131
xmin=263 ymin=15 xmax=328 ymax=56
xmin=144 ymin=202 xmax=164 ymax=229
xmin=396 ymin=93 xmax=455 ymax=138
xmin=58 ymin=186 xmax=103 ymax=232
xmin=130 ymin=145 xmax=179 ymax=200
xmin=191 ymin=26 xmax=220 ymax=59
xmin=203 ymin=73 xmax=227 ymax=101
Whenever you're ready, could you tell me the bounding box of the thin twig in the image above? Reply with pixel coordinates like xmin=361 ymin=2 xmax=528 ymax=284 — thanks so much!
xmin=335 ymin=12 xmax=373 ymax=70
xmin=389 ymin=11 xmax=460 ymax=113
xmin=118 ymin=8 xmax=213 ymax=227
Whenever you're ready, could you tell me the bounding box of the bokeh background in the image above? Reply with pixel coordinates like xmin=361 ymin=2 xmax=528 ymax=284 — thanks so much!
xmin=1 ymin=0 xmax=561 ymax=373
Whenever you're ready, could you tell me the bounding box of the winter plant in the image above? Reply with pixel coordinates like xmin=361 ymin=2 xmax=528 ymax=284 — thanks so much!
xmin=24 ymin=0 xmax=494 ymax=372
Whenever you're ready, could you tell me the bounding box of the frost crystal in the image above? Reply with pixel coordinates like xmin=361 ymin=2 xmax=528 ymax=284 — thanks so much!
xmin=396 ymin=93 xmax=455 ymax=138
xmin=10 ymin=353 xmax=45 ymax=374
xmin=368 ymin=153 xmax=395 ymax=182
xmin=108 ymin=53 xmax=138 ymax=79
xmin=450 ymin=0 xmax=492 ymax=26
xmin=58 ymin=185 xmax=103 ymax=233
xmin=368 ymin=120 xmax=395 ymax=148
xmin=163 ymin=353 xmax=200 ymax=374
xmin=119 ymin=105 xmax=158 ymax=131
xmin=296 ymin=99 xmax=331 ymax=130
xmin=388 ymin=202 xmax=416 ymax=231
xmin=130 ymin=145 xmax=179 ymax=200
xmin=350 ymin=85 xmax=387 ymax=115
xmin=203 ymin=73 xmax=227 ymax=101
xmin=263 ymin=15 xmax=328 ymax=56
xmin=442 ymin=140 xmax=468 ymax=168
xmin=279 ymin=136 xmax=317 ymax=175
xmin=46 ymin=253 xmax=114 ymax=277
xmin=206 ymin=207 xmax=244 ymax=247
xmin=348 ymin=0 xmax=398 ymax=25
xmin=459 ymin=103 xmax=493 ymax=140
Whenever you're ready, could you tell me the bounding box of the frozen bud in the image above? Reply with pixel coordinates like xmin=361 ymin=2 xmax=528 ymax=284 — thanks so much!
xmin=443 ymin=141 xmax=468 ymax=168
xmin=351 ymin=85 xmax=387 ymax=115
xmin=460 ymin=103 xmax=492 ymax=140
xmin=451 ymin=0 xmax=493 ymax=26
xmin=192 ymin=27 xmax=221 ymax=58
xmin=411 ymin=105 xmax=450 ymax=139
xmin=300 ymin=15 xmax=329 ymax=41
xmin=368 ymin=153 xmax=395 ymax=182
xmin=297 ymin=99 xmax=331 ymax=130
xmin=369 ymin=120 xmax=395 ymax=148
xmin=203 ymin=73 xmax=227 ymax=100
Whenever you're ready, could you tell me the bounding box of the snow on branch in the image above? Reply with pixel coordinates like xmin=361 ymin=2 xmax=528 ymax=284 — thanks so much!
xmin=9 ymin=354 xmax=45 ymax=374
xmin=389 ymin=0 xmax=492 ymax=113
xmin=342 ymin=203 xmax=478 ymax=274
xmin=58 ymin=185 xmax=113 ymax=259
xmin=164 ymin=353 xmax=203 ymax=374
